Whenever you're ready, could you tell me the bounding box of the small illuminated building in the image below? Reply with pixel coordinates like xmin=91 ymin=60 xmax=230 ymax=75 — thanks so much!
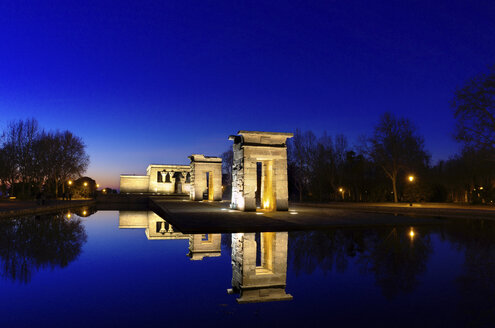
xmin=120 ymin=164 xmax=191 ymax=194
xmin=229 ymin=131 xmax=293 ymax=211
xmin=118 ymin=211 xmax=188 ymax=240
xmin=187 ymin=234 xmax=222 ymax=260
xmin=188 ymin=155 xmax=222 ymax=201
xmin=228 ymin=232 xmax=292 ymax=303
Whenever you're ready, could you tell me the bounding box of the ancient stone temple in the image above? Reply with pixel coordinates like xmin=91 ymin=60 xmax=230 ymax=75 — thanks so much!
xmin=227 ymin=232 xmax=292 ymax=303
xmin=229 ymin=131 xmax=293 ymax=211
xmin=187 ymin=234 xmax=222 ymax=260
xmin=188 ymin=154 xmax=222 ymax=201
xmin=120 ymin=164 xmax=191 ymax=194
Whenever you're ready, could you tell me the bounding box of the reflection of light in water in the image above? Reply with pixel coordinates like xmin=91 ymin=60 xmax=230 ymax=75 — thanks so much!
xmin=409 ymin=228 xmax=415 ymax=239
xmin=82 ymin=210 xmax=87 ymax=216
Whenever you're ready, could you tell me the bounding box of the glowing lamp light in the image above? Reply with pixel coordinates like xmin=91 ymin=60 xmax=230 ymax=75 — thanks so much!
xmin=339 ymin=188 xmax=343 ymax=192
xmin=84 ymin=182 xmax=88 ymax=187
xmin=82 ymin=210 xmax=87 ymax=216
xmin=67 ymin=213 xmax=72 ymax=219
xmin=263 ymin=200 xmax=270 ymax=209
xmin=96 ymin=184 xmax=99 ymax=188
xmin=409 ymin=228 xmax=415 ymax=239
xmin=408 ymin=175 xmax=415 ymax=182
xmin=68 ymin=180 xmax=73 ymax=185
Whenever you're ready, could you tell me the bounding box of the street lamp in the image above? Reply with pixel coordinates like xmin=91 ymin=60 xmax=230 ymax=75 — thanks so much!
xmin=407 ymin=175 xmax=415 ymax=206
xmin=339 ymin=187 xmax=344 ymax=200
xmin=68 ymin=180 xmax=73 ymax=186
xmin=84 ymin=182 xmax=88 ymax=187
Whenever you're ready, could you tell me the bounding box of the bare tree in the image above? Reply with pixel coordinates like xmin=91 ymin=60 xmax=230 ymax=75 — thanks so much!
xmin=368 ymin=113 xmax=429 ymax=203
xmin=0 ymin=119 xmax=89 ymax=198
xmin=453 ymin=65 xmax=495 ymax=152
xmin=288 ymin=129 xmax=317 ymax=201
xmin=221 ymin=148 xmax=233 ymax=195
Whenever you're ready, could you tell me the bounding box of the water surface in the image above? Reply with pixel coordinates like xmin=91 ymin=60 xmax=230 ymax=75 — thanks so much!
xmin=0 ymin=210 xmax=493 ymax=327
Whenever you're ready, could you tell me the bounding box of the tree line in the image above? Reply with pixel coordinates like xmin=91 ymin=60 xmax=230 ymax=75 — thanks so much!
xmin=0 ymin=118 xmax=89 ymax=199
xmin=222 ymin=65 xmax=495 ymax=204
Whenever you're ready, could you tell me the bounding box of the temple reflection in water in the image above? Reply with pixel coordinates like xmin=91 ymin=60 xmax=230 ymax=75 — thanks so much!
xmin=119 ymin=211 xmax=188 ymax=240
xmin=117 ymin=211 xmax=292 ymax=303
xmin=118 ymin=211 xmax=221 ymax=261
xmin=228 ymin=232 xmax=292 ymax=303
xmin=188 ymin=233 xmax=221 ymax=260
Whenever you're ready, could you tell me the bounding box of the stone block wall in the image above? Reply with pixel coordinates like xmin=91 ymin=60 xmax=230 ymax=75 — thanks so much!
xmin=120 ymin=176 xmax=150 ymax=193
xmin=189 ymin=155 xmax=222 ymax=201
xmin=230 ymin=131 xmax=293 ymax=211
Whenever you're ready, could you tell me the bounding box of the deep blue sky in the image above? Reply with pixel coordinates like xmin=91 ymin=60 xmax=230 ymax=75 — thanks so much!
xmin=1 ymin=1 xmax=494 ymax=188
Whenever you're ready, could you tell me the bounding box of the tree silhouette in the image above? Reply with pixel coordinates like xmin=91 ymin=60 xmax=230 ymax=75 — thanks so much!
xmin=453 ymin=65 xmax=495 ymax=152
xmin=368 ymin=112 xmax=429 ymax=202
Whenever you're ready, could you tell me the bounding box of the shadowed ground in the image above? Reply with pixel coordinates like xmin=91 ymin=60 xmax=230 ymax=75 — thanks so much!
xmin=149 ymin=199 xmax=446 ymax=233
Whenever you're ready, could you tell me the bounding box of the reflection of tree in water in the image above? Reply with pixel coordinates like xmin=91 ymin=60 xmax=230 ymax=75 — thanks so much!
xmin=0 ymin=213 xmax=87 ymax=284
xmin=358 ymin=227 xmax=432 ymax=300
xmin=289 ymin=226 xmax=433 ymax=299
xmin=289 ymin=229 xmax=366 ymax=275
xmin=443 ymin=220 xmax=495 ymax=327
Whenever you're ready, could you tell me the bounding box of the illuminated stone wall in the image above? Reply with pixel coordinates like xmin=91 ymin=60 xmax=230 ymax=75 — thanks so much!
xmin=189 ymin=154 xmax=222 ymax=201
xmin=230 ymin=131 xmax=293 ymax=211
xmin=120 ymin=175 xmax=149 ymax=193
xmin=118 ymin=211 xmax=148 ymax=228
xmin=229 ymin=232 xmax=292 ymax=303
xmin=188 ymin=233 xmax=222 ymax=260
xmin=120 ymin=164 xmax=191 ymax=194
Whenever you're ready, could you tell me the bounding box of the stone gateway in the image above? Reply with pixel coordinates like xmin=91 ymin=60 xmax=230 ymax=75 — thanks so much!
xmin=188 ymin=154 xmax=222 ymax=201
xmin=229 ymin=131 xmax=293 ymax=211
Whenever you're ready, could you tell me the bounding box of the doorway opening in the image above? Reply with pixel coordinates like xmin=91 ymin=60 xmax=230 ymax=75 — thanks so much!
xmin=256 ymin=161 xmax=275 ymax=211
xmin=173 ymin=172 xmax=183 ymax=194
xmin=205 ymin=171 xmax=214 ymax=200
xmin=255 ymin=232 xmax=275 ymax=274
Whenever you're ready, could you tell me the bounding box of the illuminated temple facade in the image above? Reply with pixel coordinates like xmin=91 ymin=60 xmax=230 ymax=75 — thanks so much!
xmin=120 ymin=164 xmax=191 ymax=194
xmin=230 ymin=131 xmax=293 ymax=211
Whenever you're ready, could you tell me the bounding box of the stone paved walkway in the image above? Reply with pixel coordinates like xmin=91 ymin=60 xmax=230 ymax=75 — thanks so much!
xmin=149 ymin=199 xmax=446 ymax=233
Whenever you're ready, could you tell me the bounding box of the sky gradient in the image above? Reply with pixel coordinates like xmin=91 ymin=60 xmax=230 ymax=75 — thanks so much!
xmin=1 ymin=1 xmax=494 ymax=189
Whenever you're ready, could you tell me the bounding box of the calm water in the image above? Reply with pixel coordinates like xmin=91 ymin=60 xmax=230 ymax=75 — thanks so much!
xmin=0 ymin=209 xmax=494 ymax=327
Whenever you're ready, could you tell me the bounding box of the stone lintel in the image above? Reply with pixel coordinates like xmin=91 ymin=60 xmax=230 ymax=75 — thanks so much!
xmin=237 ymin=293 xmax=293 ymax=304
xmin=237 ymin=130 xmax=294 ymax=137
xmin=240 ymin=143 xmax=287 ymax=148
xmin=189 ymin=154 xmax=222 ymax=163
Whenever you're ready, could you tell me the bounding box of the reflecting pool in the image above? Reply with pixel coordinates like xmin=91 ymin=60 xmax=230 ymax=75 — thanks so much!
xmin=0 ymin=210 xmax=494 ymax=327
